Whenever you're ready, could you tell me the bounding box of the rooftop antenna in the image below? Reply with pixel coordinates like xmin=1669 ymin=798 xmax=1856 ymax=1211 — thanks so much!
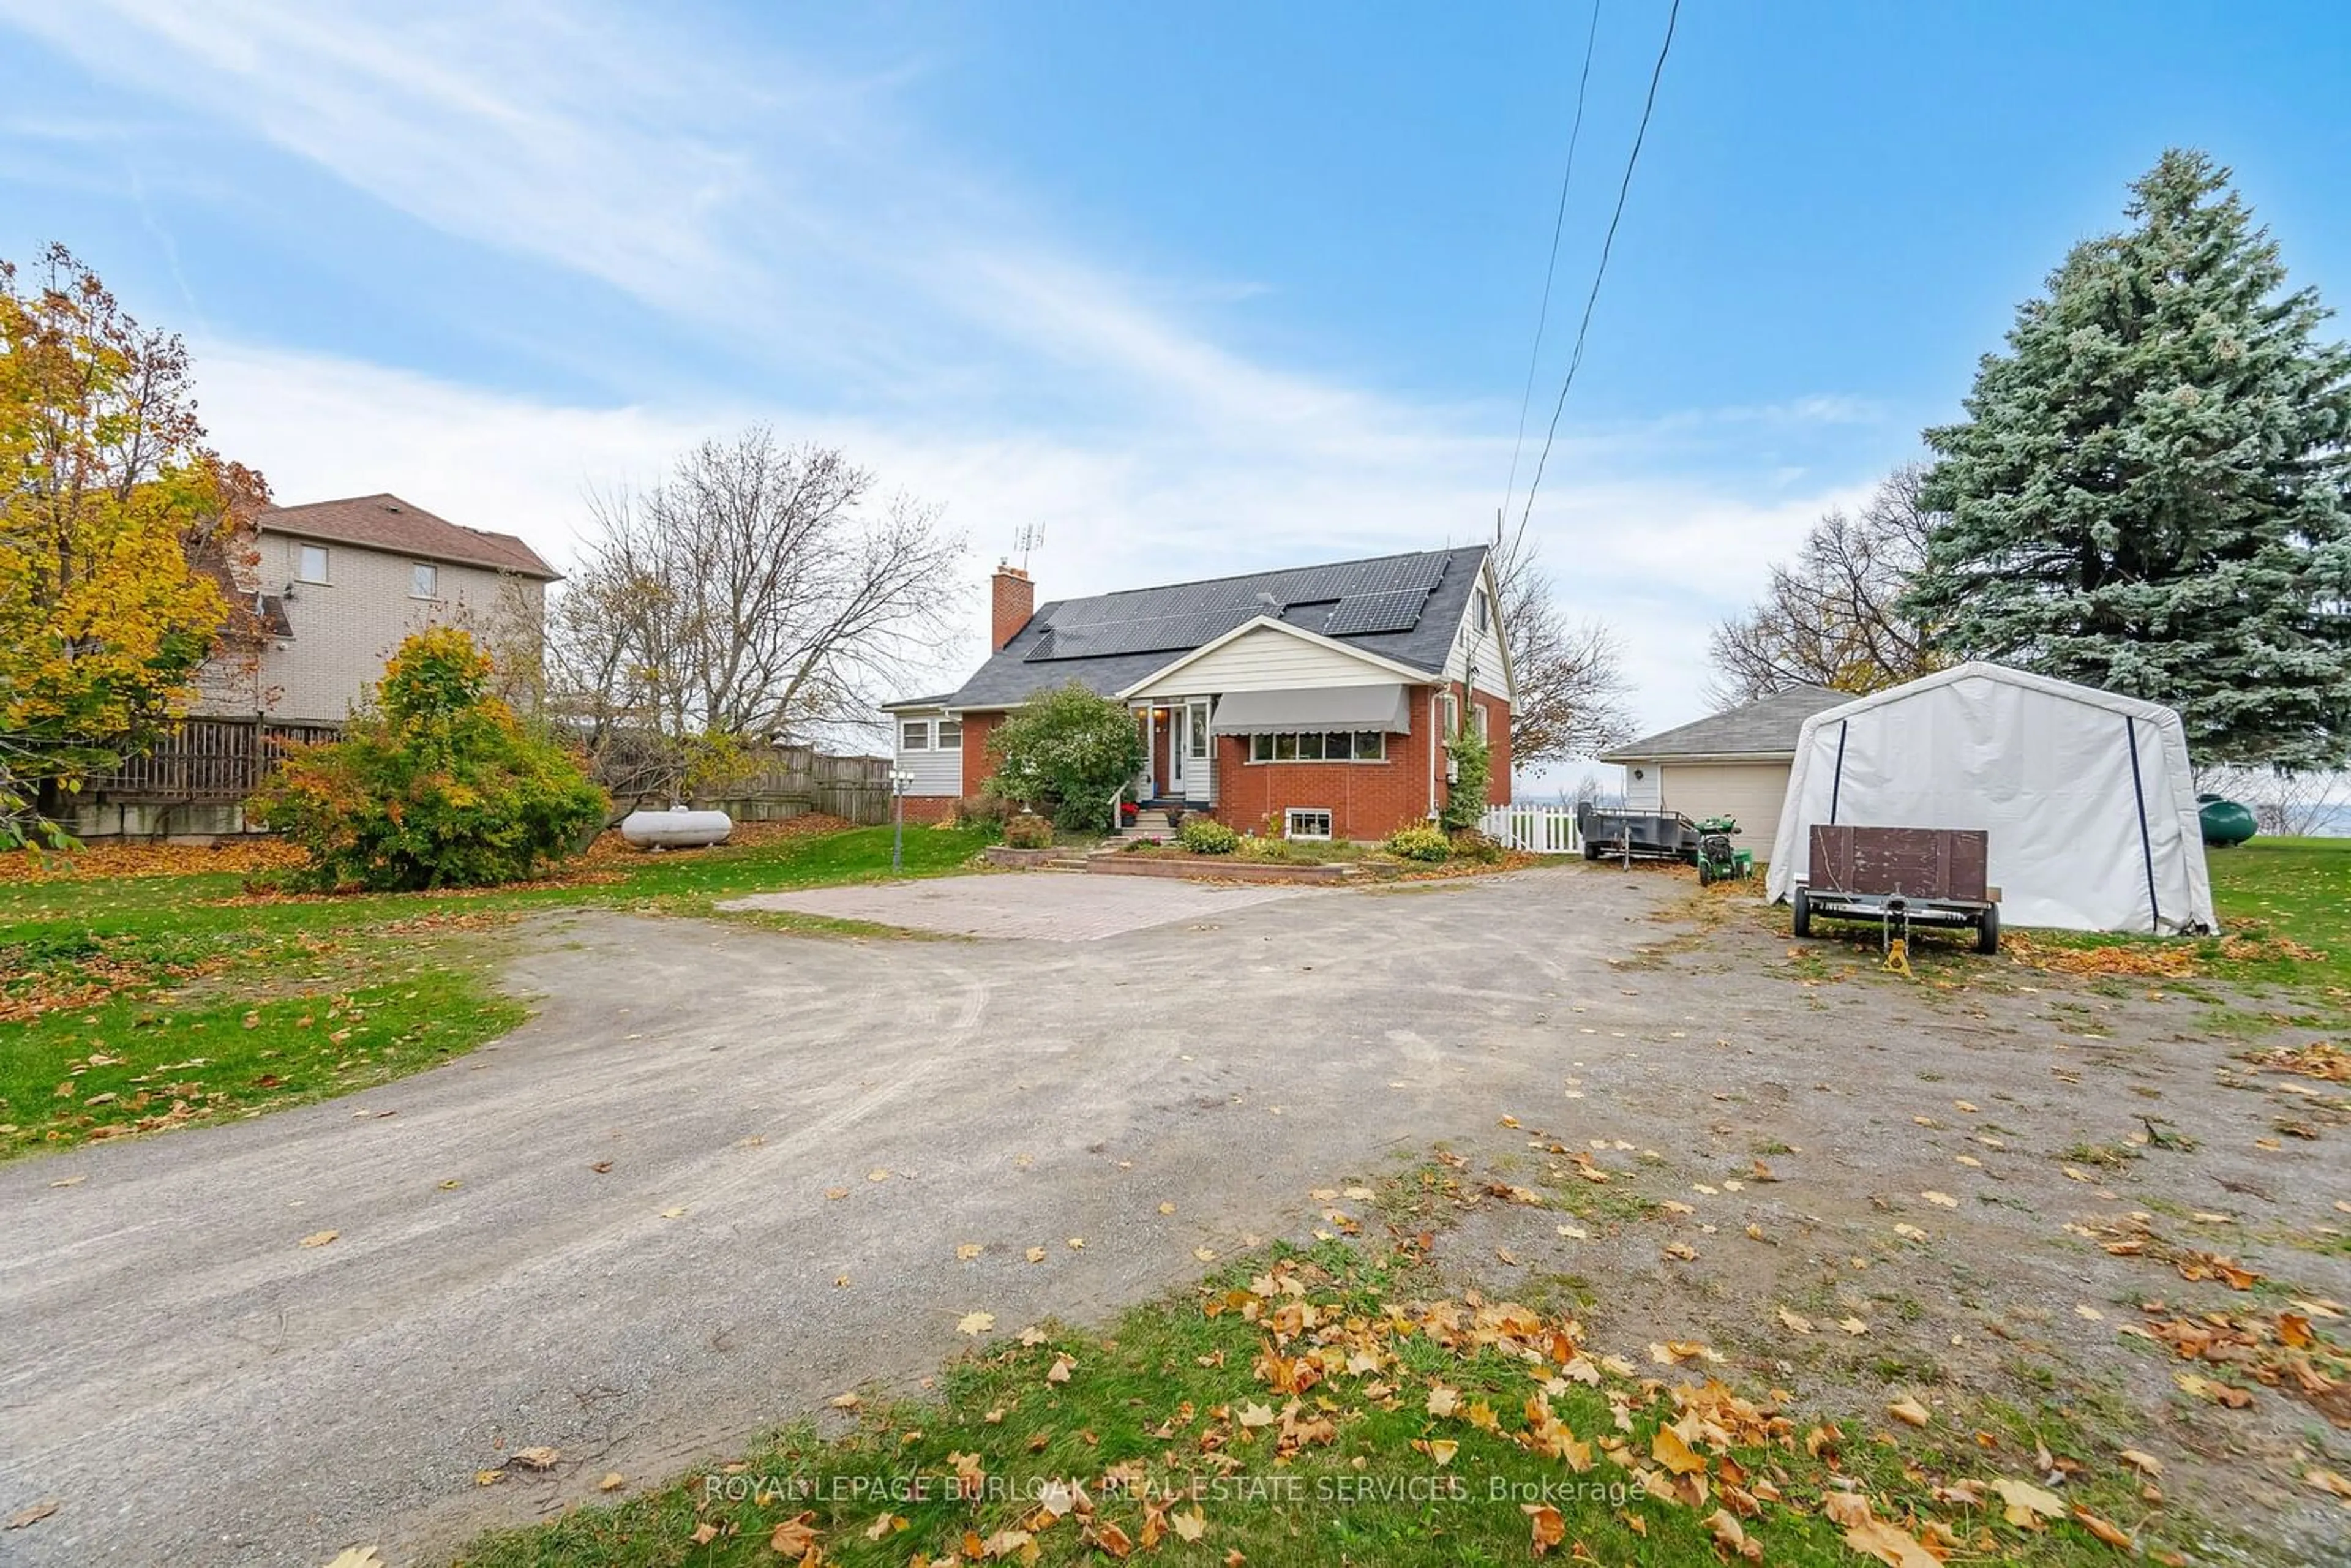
xmin=1011 ymin=522 xmax=1044 ymax=571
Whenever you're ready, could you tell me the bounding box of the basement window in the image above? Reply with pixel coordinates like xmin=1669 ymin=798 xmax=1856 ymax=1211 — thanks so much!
xmin=1284 ymin=808 xmax=1333 ymax=841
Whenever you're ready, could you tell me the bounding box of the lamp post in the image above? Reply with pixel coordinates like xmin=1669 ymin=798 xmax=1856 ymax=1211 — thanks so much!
xmin=890 ymin=768 xmax=914 ymax=873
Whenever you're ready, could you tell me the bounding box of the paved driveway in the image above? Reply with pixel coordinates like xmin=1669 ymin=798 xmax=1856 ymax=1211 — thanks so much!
xmin=0 ymin=867 xmax=1661 ymax=1567
xmin=722 ymin=868 xmax=1323 ymax=940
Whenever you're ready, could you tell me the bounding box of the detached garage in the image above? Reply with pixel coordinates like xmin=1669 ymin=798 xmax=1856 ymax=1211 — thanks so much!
xmin=1602 ymin=686 xmax=1853 ymax=856
xmin=1765 ymin=663 xmax=2216 ymax=934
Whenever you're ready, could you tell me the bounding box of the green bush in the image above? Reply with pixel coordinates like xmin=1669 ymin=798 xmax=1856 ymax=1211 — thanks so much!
xmin=1001 ymin=812 xmax=1054 ymax=849
xmin=1440 ymin=720 xmax=1493 ymax=832
xmin=1237 ymin=836 xmax=1302 ymax=863
xmin=249 ymin=626 xmax=607 ymax=891
xmin=981 ymin=682 xmax=1146 ymax=832
xmin=1383 ymin=823 xmax=1452 ymax=862
xmin=1177 ymin=816 xmax=1239 ymax=855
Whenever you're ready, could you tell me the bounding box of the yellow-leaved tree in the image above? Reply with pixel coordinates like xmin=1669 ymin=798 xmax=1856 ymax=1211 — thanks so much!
xmin=0 ymin=244 xmax=268 ymax=846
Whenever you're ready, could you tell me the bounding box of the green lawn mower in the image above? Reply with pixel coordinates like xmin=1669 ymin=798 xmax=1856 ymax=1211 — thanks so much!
xmin=1693 ymin=816 xmax=1753 ymax=886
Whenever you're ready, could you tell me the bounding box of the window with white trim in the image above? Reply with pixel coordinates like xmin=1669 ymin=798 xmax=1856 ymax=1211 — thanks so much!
xmin=1247 ymin=730 xmax=1386 ymax=762
xmin=936 ymin=719 xmax=964 ymax=748
xmin=1284 ymin=808 xmax=1333 ymax=841
xmin=296 ymin=543 xmax=330 ymax=583
xmin=1438 ymin=692 xmax=1459 ymax=742
xmin=411 ymin=562 xmax=440 ymax=599
xmin=1473 ymin=587 xmax=1490 ymax=632
xmin=1472 ymin=702 xmax=1490 ymax=743
xmin=899 ymin=720 xmax=931 ymax=751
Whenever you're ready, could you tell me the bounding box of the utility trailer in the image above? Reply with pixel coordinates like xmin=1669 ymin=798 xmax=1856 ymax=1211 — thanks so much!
xmin=1575 ymin=801 xmax=1699 ymax=863
xmin=1791 ymin=825 xmax=2001 ymax=956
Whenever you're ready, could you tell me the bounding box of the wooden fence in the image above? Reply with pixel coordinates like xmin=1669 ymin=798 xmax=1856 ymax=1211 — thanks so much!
xmin=84 ymin=718 xmax=343 ymax=803
xmin=86 ymin=718 xmax=894 ymax=828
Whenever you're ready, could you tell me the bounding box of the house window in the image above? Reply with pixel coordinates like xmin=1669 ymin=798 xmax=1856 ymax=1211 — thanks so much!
xmin=411 ymin=562 xmax=440 ymax=599
xmin=1473 ymin=703 xmax=1490 ymax=743
xmin=1438 ymin=692 xmax=1459 ymax=741
xmin=900 ymin=720 xmax=931 ymax=751
xmin=1247 ymin=732 xmax=1386 ymax=762
xmin=297 ymin=543 xmax=330 ymax=583
xmin=936 ymin=719 xmax=963 ymax=749
xmin=1474 ymin=587 xmax=1490 ymax=632
xmin=1284 ymin=808 xmax=1333 ymax=841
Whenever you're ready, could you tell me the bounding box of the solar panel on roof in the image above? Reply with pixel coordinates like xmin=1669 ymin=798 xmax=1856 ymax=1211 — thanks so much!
xmin=1324 ymin=589 xmax=1429 ymax=636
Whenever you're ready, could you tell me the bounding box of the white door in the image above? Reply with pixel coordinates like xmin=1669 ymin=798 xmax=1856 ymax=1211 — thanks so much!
xmin=1182 ymin=699 xmax=1212 ymax=801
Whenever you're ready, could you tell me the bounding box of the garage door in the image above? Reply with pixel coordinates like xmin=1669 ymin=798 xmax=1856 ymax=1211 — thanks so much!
xmin=1659 ymin=762 xmax=1791 ymax=857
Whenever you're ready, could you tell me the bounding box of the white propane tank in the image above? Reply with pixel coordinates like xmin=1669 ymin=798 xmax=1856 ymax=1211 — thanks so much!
xmin=618 ymin=805 xmax=733 ymax=849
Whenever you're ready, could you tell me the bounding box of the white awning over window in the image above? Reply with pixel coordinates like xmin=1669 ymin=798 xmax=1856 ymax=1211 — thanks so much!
xmin=1208 ymin=684 xmax=1414 ymax=736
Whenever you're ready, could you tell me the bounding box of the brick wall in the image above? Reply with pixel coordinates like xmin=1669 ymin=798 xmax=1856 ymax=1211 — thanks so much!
xmin=961 ymin=711 xmax=1003 ymax=797
xmin=1209 ymin=688 xmax=1441 ymax=841
xmin=896 ymin=795 xmax=961 ymax=825
xmin=1474 ymin=691 xmax=1513 ymax=806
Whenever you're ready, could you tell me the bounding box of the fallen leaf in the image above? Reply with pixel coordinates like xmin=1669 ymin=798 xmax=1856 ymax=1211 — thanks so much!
xmin=768 ymin=1512 xmax=820 ymax=1556
xmin=1555 ymin=1222 xmax=1588 ymax=1240
xmin=823 ymin=1186 xmax=848 ymax=1199
xmin=298 ymin=1230 xmax=338 ymax=1248
xmin=508 ymin=1446 xmax=560 ymax=1471
xmin=1704 ymin=1509 xmax=1762 ymax=1562
xmin=320 ymin=1551 xmax=384 ymax=1568
xmin=1525 ymin=1502 xmax=1565 ymax=1556
xmin=1046 ymin=1354 xmax=1075 ymax=1385
xmin=2073 ymin=1507 xmax=2133 ymax=1549
xmin=1777 ymin=1307 xmax=1813 ymax=1335
xmin=1236 ymin=1401 xmax=1277 ymax=1428
xmin=2175 ymin=1372 xmax=2254 ymax=1408
xmin=1992 ymin=1477 xmax=2067 ymax=1527
xmin=958 ymin=1311 xmax=996 ymax=1336
xmin=1193 ymin=1247 xmax=1218 ymax=1262
xmin=865 ymin=1512 xmax=907 ymax=1540
xmin=597 ymin=1472 xmax=625 ymax=1492
xmin=1026 ymin=1246 xmax=1048 ymax=1264
xmin=2119 ymin=1449 xmax=2164 ymax=1479
xmin=830 ymin=1392 xmax=862 ymax=1409
xmin=1839 ymin=1316 xmax=1869 ymax=1336
xmin=1651 ymin=1424 xmax=1707 ymax=1477
xmin=1921 ymin=1190 xmax=1959 ymax=1208
xmin=1888 ymin=1397 xmax=1930 ymax=1428
xmin=1158 ymin=1201 xmax=1177 ymax=1214
xmin=659 ymin=1207 xmax=686 ymax=1220
xmin=956 ymin=1243 xmax=983 ymax=1261
xmin=690 ymin=1521 xmax=719 ymax=1545
xmin=1844 ymin=1517 xmax=1941 ymax=1568
xmin=1170 ymin=1507 xmax=1207 ymax=1542
xmin=2075 ymin=1304 xmax=2105 ymax=1321
xmin=1892 ymin=1223 xmax=1930 ymax=1242
xmin=1067 ymin=1236 xmax=1085 ymax=1250
xmin=48 ymin=1175 xmax=84 ymax=1188
xmin=5 ymin=1501 xmax=59 ymax=1530
xmin=866 ymin=1168 xmax=890 ymax=1182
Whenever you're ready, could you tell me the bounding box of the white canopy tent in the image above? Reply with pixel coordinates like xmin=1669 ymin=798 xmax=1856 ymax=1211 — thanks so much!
xmin=1765 ymin=663 xmax=2216 ymax=934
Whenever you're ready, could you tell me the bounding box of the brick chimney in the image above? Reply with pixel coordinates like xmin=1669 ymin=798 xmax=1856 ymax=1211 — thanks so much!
xmin=991 ymin=562 xmax=1034 ymax=651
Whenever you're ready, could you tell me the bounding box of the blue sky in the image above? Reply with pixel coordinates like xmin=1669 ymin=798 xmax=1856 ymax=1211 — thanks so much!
xmin=4 ymin=1 xmax=2347 ymax=760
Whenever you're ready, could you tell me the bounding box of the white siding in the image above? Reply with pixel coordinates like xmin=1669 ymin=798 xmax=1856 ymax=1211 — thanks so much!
xmin=1622 ymin=759 xmax=1663 ymax=810
xmin=889 ymin=708 xmax=964 ymax=797
xmin=1441 ymin=564 xmax=1513 ymax=702
xmin=1127 ymin=625 xmax=1403 ymax=698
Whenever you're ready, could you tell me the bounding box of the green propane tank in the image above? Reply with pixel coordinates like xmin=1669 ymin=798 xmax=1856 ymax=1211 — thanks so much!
xmin=2197 ymin=793 xmax=2257 ymax=848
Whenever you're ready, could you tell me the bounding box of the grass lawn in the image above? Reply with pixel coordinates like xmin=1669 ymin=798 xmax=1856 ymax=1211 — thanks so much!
xmin=455 ymin=1230 xmax=2165 ymax=1568
xmin=0 ymin=822 xmax=992 ymax=1159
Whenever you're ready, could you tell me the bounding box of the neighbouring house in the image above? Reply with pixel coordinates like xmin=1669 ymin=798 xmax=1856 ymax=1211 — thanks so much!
xmin=1600 ymin=685 xmax=1852 ymax=856
xmin=195 ymin=493 xmax=560 ymax=724
xmin=68 ymin=494 xmax=559 ymax=841
xmin=883 ymin=547 xmax=1512 ymax=841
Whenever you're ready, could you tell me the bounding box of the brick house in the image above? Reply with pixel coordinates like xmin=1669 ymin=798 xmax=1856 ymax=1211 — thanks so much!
xmin=882 ymin=547 xmax=1512 ymax=841
xmin=196 ymin=493 xmax=559 ymax=724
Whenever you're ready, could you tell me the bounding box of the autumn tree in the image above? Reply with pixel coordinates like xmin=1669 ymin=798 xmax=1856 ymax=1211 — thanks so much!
xmin=547 ymin=429 xmax=963 ymax=803
xmin=1905 ymin=150 xmax=2351 ymax=769
xmin=1487 ymin=517 xmax=1633 ymax=766
xmin=0 ymin=244 xmax=267 ymax=844
xmin=1705 ymin=466 xmax=1944 ymax=706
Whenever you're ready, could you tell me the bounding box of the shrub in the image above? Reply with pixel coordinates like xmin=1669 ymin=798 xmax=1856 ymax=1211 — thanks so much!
xmin=1448 ymin=828 xmax=1506 ymax=865
xmin=1001 ymin=812 xmax=1054 ymax=849
xmin=249 ymin=627 xmax=607 ymax=891
xmin=1237 ymin=836 xmax=1302 ymax=863
xmin=1440 ymin=720 xmax=1493 ymax=832
xmin=953 ymin=794 xmax=1011 ymax=830
xmin=982 ymin=682 xmax=1146 ymax=832
xmin=1384 ymin=823 xmax=1452 ymax=862
xmin=1177 ymin=816 xmax=1239 ymax=855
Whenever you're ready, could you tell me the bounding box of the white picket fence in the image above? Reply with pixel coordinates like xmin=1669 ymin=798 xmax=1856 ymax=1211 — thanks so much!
xmin=1479 ymin=804 xmax=1580 ymax=855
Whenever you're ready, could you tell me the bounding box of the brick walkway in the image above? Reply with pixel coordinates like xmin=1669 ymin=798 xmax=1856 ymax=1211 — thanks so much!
xmin=719 ymin=871 xmax=1322 ymax=941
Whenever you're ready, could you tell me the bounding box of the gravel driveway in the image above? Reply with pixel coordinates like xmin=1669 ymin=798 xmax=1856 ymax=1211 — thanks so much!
xmin=0 ymin=866 xmax=1659 ymax=1567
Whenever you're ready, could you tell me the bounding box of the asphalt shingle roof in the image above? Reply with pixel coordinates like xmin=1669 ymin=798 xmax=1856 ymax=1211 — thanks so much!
xmin=261 ymin=493 xmax=559 ymax=579
xmin=1601 ymin=685 xmax=1853 ymax=762
xmin=929 ymin=544 xmax=1489 ymax=711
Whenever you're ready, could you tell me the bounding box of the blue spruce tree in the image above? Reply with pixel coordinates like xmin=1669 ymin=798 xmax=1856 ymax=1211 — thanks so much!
xmin=1904 ymin=149 xmax=2351 ymax=770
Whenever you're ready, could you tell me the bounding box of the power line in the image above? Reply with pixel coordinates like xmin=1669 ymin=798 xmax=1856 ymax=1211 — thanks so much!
xmin=1513 ymin=0 xmax=1680 ymax=538
xmin=1499 ymin=0 xmax=1605 ymax=531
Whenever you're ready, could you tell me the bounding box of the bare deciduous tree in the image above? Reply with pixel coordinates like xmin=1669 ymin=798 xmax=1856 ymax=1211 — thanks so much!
xmin=2196 ymin=764 xmax=2351 ymax=838
xmin=1705 ymin=465 xmax=1943 ymax=707
xmin=547 ymin=430 xmax=963 ymax=800
xmin=1488 ymin=515 xmax=1635 ymax=767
